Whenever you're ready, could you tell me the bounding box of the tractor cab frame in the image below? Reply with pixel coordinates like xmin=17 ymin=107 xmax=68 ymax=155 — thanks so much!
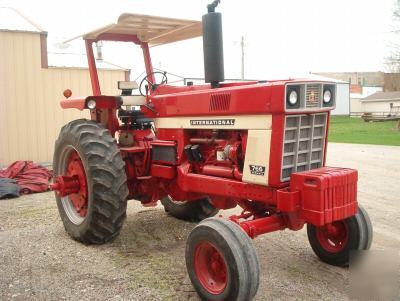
xmin=61 ymin=13 xmax=203 ymax=135
xmin=70 ymin=13 xmax=202 ymax=95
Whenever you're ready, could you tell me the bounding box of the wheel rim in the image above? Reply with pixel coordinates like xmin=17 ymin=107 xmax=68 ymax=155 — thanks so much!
xmin=194 ymin=241 xmax=227 ymax=295
xmin=59 ymin=147 xmax=88 ymax=225
xmin=315 ymin=221 xmax=349 ymax=253
xmin=167 ymin=195 xmax=187 ymax=205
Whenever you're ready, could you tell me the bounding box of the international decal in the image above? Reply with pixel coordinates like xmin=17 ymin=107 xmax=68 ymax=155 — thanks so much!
xmin=190 ymin=119 xmax=235 ymax=126
xmin=309 ymin=91 xmax=317 ymax=103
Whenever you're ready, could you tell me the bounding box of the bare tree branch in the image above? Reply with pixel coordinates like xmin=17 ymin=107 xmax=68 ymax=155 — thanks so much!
xmin=386 ymin=0 xmax=400 ymax=71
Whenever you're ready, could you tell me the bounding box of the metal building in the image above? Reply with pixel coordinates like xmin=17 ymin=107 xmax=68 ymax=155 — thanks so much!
xmin=0 ymin=7 xmax=129 ymax=166
xmin=308 ymin=74 xmax=350 ymax=115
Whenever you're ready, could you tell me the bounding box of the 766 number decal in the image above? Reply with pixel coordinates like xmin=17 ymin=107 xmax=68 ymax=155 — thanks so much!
xmin=249 ymin=165 xmax=266 ymax=176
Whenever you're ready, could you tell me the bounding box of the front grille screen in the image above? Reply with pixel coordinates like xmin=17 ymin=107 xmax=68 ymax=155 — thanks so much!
xmin=305 ymin=84 xmax=321 ymax=108
xmin=281 ymin=113 xmax=327 ymax=181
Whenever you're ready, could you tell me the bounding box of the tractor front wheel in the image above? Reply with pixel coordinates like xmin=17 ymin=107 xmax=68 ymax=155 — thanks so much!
xmin=161 ymin=195 xmax=218 ymax=222
xmin=186 ymin=218 xmax=260 ymax=301
xmin=307 ymin=205 xmax=373 ymax=266
xmin=53 ymin=119 xmax=129 ymax=244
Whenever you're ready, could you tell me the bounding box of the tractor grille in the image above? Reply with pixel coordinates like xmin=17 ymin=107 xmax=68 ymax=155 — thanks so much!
xmin=209 ymin=93 xmax=231 ymax=111
xmin=281 ymin=113 xmax=327 ymax=181
xmin=305 ymin=84 xmax=321 ymax=108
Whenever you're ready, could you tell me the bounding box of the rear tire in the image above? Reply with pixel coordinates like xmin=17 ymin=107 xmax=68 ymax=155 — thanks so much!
xmin=186 ymin=218 xmax=260 ymax=301
xmin=53 ymin=119 xmax=128 ymax=244
xmin=161 ymin=195 xmax=218 ymax=222
xmin=307 ymin=205 xmax=373 ymax=266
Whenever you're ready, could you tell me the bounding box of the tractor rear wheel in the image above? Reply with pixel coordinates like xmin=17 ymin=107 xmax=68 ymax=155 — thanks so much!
xmin=161 ymin=195 xmax=218 ymax=222
xmin=53 ymin=119 xmax=128 ymax=244
xmin=307 ymin=205 xmax=373 ymax=266
xmin=186 ymin=218 xmax=260 ymax=301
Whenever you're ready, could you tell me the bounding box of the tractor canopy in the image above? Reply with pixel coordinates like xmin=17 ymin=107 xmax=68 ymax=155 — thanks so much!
xmin=65 ymin=13 xmax=202 ymax=46
xmin=63 ymin=13 xmax=203 ymax=96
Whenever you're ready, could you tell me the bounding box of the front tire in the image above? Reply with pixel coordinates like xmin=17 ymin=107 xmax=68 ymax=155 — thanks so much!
xmin=186 ymin=218 xmax=260 ymax=301
xmin=161 ymin=195 xmax=218 ymax=222
xmin=307 ymin=205 xmax=373 ymax=266
xmin=53 ymin=119 xmax=128 ymax=244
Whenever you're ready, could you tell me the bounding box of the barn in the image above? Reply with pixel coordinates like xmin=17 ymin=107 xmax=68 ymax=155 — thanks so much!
xmin=0 ymin=7 xmax=129 ymax=166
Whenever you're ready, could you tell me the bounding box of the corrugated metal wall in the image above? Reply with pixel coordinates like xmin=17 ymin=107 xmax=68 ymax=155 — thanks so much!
xmin=331 ymin=83 xmax=350 ymax=115
xmin=0 ymin=31 xmax=126 ymax=166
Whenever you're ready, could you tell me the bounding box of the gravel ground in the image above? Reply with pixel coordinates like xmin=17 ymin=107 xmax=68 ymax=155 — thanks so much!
xmin=0 ymin=143 xmax=399 ymax=301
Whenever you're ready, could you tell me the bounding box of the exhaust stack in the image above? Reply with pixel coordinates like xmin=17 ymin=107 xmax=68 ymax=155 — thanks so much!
xmin=202 ymin=0 xmax=224 ymax=88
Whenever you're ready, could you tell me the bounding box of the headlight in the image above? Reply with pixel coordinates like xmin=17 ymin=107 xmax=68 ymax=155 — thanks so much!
xmin=323 ymin=89 xmax=332 ymax=103
xmin=288 ymin=90 xmax=298 ymax=105
xmin=87 ymin=99 xmax=96 ymax=109
xmin=286 ymin=85 xmax=301 ymax=109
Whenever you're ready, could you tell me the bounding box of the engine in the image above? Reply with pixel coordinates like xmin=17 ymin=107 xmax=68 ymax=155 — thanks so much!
xmin=184 ymin=129 xmax=245 ymax=180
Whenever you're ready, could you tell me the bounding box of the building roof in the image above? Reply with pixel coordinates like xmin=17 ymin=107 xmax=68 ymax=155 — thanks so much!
xmin=0 ymin=7 xmax=128 ymax=71
xmin=48 ymin=52 xmax=128 ymax=71
xmin=306 ymin=74 xmax=348 ymax=83
xmin=0 ymin=7 xmax=45 ymax=33
xmin=361 ymin=91 xmax=400 ymax=102
xmin=65 ymin=13 xmax=202 ymax=46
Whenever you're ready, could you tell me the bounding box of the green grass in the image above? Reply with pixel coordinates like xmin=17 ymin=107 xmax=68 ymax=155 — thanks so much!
xmin=328 ymin=116 xmax=400 ymax=146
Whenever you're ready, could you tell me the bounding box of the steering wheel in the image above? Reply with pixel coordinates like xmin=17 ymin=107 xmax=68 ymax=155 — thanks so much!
xmin=139 ymin=71 xmax=168 ymax=96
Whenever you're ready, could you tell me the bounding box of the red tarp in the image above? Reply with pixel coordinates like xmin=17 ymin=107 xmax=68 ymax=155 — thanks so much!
xmin=0 ymin=161 xmax=52 ymax=194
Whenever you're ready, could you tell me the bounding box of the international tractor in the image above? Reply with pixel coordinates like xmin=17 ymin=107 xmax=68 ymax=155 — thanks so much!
xmin=51 ymin=2 xmax=373 ymax=300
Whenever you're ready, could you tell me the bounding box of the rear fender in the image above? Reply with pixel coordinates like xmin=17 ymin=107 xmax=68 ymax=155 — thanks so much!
xmin=60 ymin=96 xmax=122 ymax=110
xmin=60 ymin=96 xmax=122 ymax=136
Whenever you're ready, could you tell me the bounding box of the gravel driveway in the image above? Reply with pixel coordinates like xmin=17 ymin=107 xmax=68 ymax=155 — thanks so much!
xmin=1 ymin=143 xmax=399 ymax=300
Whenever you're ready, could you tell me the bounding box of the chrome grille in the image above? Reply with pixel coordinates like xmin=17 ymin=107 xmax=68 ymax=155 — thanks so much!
xmin=305 ymin=84 xmax=321 ymax=108
xmin=281 ymin=113 xmax=327 ymax=181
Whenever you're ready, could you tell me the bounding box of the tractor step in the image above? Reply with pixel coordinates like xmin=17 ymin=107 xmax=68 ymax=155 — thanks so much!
xmin=119 ymin=146 xmax=147 ymax=153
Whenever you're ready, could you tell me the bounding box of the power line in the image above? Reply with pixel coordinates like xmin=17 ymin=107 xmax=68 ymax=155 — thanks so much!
xmin=241 ymin=36 xmax=245 ymax=80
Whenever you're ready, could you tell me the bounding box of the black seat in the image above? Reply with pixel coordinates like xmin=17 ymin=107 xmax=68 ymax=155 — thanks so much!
xmin=118 ymin=108 xmax=153 ymax=130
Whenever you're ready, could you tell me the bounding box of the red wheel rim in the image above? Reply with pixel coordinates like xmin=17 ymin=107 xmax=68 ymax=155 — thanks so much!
xmin=194 ymin=241 xmax=228 ymax=295
xmin=315 ymin=221 xmax=349 ymax=253
xmin=65 ymin=150 xmax=88 ymax=218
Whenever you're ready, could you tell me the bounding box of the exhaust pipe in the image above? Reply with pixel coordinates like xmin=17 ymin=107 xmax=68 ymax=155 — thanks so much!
xmin=202 ymin=0 xmax=224 ymax=88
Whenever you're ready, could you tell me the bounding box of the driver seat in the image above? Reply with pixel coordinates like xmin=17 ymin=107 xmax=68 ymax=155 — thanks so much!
xmin=118 ymin=81 xmax=146 ymax=106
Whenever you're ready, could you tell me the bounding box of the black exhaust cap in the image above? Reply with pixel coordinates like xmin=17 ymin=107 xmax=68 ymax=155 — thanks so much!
xmin=202 ymin=1 xmax=224 ymax=88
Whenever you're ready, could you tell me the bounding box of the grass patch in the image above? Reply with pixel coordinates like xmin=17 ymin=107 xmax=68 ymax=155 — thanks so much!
xmin=328 ymin=116 xmax=400 ymax=146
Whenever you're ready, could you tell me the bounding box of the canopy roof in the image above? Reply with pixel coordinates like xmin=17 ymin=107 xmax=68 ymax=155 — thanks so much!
xmin=68 ymin=13 xmax=202 ymax=46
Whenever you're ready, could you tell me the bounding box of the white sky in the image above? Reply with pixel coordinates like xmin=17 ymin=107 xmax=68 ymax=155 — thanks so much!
xmin=1 ymin=0 xmax=397 ymax=80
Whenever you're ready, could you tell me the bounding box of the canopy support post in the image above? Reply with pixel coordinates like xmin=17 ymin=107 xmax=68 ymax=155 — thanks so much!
xmin=85 ymin=40 xmax=101 ymax=96
xmin=141 ymin=43 xmax=155 ymax=84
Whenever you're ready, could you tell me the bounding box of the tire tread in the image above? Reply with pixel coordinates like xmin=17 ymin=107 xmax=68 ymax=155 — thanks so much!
xmin=54 ymin=119 xmax=128 ymax=244
xmin=186 ymin=217 xmax=260 ymax=301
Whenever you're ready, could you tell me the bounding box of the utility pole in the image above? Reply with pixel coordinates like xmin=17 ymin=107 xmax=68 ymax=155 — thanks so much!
xmin=240 ymin=36 xmax=245 ymax=80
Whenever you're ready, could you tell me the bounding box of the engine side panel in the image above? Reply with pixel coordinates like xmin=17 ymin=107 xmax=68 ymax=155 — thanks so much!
xmin=242 ymin=130 xmax=271 ymax=186
xmin=154 ymin=115 xmax=273 ymax=187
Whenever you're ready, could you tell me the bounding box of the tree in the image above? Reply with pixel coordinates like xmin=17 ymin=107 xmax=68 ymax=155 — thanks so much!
xmin=386 ymin=0 xmax=400 ymax=72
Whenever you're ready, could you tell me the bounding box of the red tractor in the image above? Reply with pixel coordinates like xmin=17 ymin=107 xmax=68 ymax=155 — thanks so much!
xmin=51 ymin=2 xmax=372 ymax=300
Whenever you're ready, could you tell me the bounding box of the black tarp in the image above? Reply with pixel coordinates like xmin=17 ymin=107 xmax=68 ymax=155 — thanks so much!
xmin=0 ymin=178 xmax=20 ymax=199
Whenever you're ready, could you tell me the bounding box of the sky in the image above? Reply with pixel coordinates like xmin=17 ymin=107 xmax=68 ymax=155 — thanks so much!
xmin=1 ymin=0 xmax=397 ymax=80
